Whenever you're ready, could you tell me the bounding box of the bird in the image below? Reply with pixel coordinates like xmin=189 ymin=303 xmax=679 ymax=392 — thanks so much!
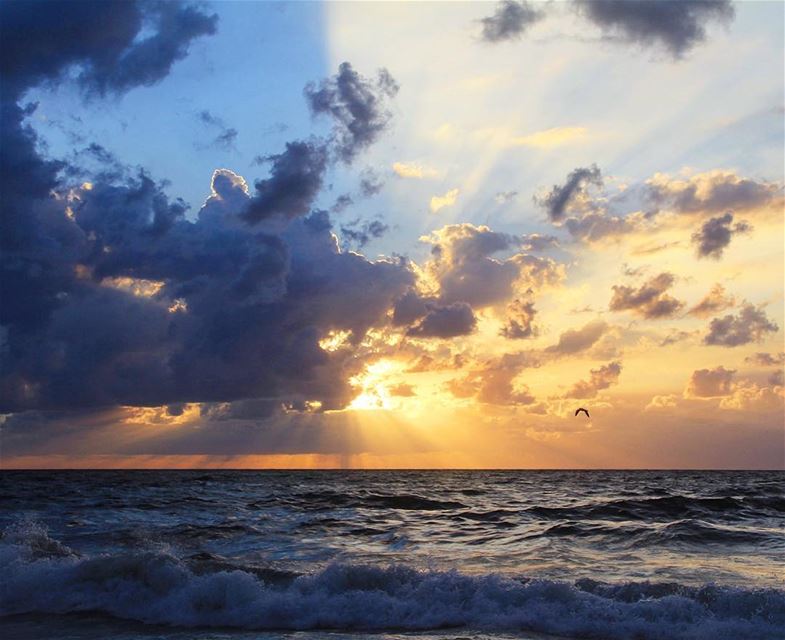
xmin=574 ymin=407 xmax=590 ymax=418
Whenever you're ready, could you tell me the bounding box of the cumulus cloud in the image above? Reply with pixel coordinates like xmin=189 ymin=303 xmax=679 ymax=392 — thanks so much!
xmin=719 ymin=384 xmax=785 ymax=412
xmin=688 ymin=284 xmax=736 ymax=317
xmin=480 ymin=1 xmax=545 ymax=42
xmin=304 ymin=62 xmax=399 ymax=162
xmin=609 ymin=272 xmax=685 ymax=319
xmin=685 ymin=366 xmax=736 ymax=398
xmin=420 ymin=224 xmax=564 ymax=309
xmin=538 ymin=165 xmax=602 ymax=222
xmin=645 ymin=170 xmax=781 ymax=215
xmin=546 ymin=320 xmax=608 ymax=355
xmin=575 ymin=0 xmax=735 ymax=58
xmin=244 ymin=141 xmax=328 ymax=223
xmin=691 ymin=212 xmax=752 ymax=259
xmin=565 ymin=361 xmax=622 ymax=399
xmin=704 ymin=303 xmax=779 ymax=347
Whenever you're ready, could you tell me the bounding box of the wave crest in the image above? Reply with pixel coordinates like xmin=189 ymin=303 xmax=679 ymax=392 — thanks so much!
xmin=1 ymin=524 xmax=783 ymax=639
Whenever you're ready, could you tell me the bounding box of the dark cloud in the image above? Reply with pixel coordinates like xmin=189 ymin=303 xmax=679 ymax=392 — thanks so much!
xmin=407 ymin=302 xmax=477 ymax=339
xmin=691 ymin=212 xmax=751 ymax=259
xmin=1 ymin=182 xmax=414 ymax=413
xmin=745 ymin=352 xmax=785 ymax=367
xmin=243 ymin=141 xmax=328 ymax=223
xmin=566 ymin=361 xmax=622 ymax=399
xmin=480 ymin=1 xmax=545 ymax=42
xmin=339 ymin=218 xmax=389 ymax=249
xmin=704 ymin=304 xmax=779 ymax=347
xmin=539 ymin=165 xmax=602 ymax=222
xmin=423 ymin=224 xmax=563 ymax=309
xmin=0 ymin=1 xmax=217 ymax=98
xmin=305 ymin=62 xmax=399 ymax=163
xmin=769 ymin=370 xmax=784 ymax=387
xmin=0 ymin=2 xmax=413 ymax=418
xmin=645 ymin=171 xmax=781 ymax=215
xmin=546 ymin=320 xmax=608 ymax=355
xmin=685 ymin=366 xmax=735 ymax=398
xmin=609 ymin=272 xmax=685 ymax=319
xmin=688 ymin=283 xmax=736 ymax=317
xmin=392 ymin=290 xmax=435 ymax=327
xmin=575 ymin=0 xmax=734 ymax=58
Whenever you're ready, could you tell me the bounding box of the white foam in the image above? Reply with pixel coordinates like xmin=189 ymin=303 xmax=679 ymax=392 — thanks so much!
xmin=1 ymin=523 xmax=782 ymax=639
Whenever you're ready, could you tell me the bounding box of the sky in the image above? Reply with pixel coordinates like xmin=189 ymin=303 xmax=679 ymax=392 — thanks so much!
xmin=1 ymin=0 xmax=783 ymax=469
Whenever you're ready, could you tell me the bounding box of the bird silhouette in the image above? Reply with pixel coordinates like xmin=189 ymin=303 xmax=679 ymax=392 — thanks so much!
xmin=574 ymin=408 xmax=590 ymax=418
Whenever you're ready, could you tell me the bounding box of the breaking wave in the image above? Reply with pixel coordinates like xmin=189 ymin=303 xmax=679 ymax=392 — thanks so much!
xmin=1 ymin=522 xmax=783 ymax=640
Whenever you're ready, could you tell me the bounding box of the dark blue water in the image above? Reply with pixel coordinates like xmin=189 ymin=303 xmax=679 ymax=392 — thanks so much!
xmin=1 ymin=470 xmax=783 ymax=639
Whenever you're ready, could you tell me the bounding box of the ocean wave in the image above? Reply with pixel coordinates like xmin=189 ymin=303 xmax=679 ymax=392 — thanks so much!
xmin=1 ymin=523 xmax=783 ymax=639
xmin=526 ymin=494 xmax=785 ymax=522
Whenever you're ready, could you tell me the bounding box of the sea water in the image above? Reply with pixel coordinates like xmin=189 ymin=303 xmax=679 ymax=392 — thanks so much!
xmin=1 ymin=470 xmax=783 ymax=639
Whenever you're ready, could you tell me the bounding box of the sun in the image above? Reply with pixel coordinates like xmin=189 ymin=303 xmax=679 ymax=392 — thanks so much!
xmin=347 ymin=359 xmax=400 ymax=411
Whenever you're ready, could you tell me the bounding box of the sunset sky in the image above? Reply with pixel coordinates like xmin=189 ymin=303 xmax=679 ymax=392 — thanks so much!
xmin=1 ymin=0 xmax=783 ymax=469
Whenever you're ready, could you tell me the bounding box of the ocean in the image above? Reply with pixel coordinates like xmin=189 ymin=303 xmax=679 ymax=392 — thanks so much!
xmin=0 ymin=470 xmax=783 ymax=639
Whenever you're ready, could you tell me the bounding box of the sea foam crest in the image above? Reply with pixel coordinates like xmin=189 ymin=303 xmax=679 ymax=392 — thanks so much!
xmin=1 ymin=523 xmax=783 ymax=640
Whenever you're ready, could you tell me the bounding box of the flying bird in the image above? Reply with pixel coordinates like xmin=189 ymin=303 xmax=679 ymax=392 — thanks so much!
xmin=575 ymin=408 xmax=590 ymax=418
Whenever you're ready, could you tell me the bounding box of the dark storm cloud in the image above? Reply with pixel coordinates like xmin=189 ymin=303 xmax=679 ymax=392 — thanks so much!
xmin=539 ymin=165 xmax=602 ymax=222
xmin=304 ymin=62 xmax=399 ymax=163
xmin=0 ymin=0 xmax=217 ymax=98
xmin=566 ymin=361 xmax=622 ymax=399
xmin=691 ymin=212 xmax=751 ymax=259
xmin=243 ymin=141 xmax=328 ymax=223
xmin=0 ymin=2 xmax=412 ymax=417
xmin=575 ymin=0 xmax=734 ymax=58
xmin=2 ymin=187 xmax=414 ymax=413
xmin=480 ymin=1 xmax=545 ymax=42
xmin=704 ymin=304 xmax=778 ymax=347
xmin=407 ymin=302 xmax=477 ymax=339
xmin=609 ymin=272 xmax=685 ymax=319
xmin=545 ymin=320 xmax=608 ymax=355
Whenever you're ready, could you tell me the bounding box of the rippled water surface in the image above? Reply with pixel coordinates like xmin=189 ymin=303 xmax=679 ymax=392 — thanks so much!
xmin=1 ymin=470 xmax=783 ymax=639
